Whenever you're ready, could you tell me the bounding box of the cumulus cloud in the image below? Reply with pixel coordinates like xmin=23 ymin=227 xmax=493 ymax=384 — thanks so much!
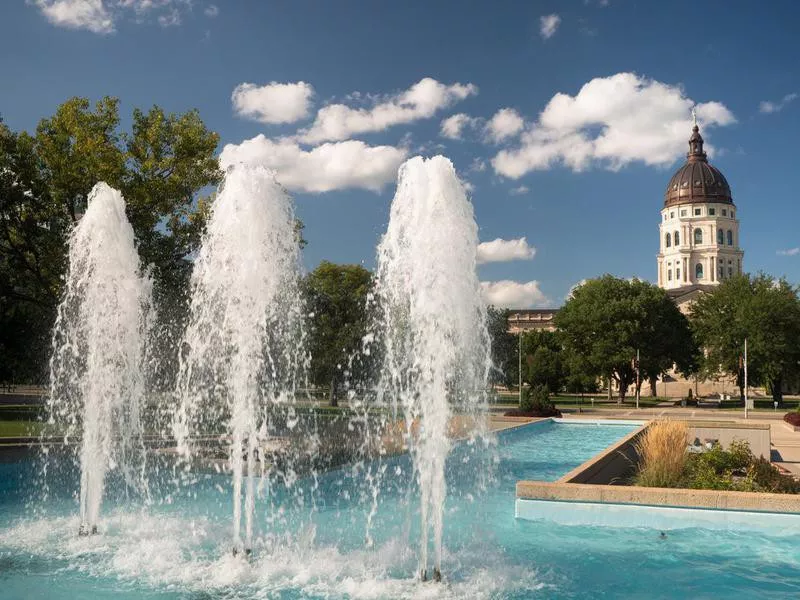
xmin=440 ymin=113 xmax=480 ymax=140
xmin=539 ymin=14 xmax=561 ymax=39
xmin=481 ymin=281 xmax=549 ymax=308
xmin=777 ymin=247 xmax=800 ymax=256
xmin=232 ymin=81 xmax=315 ymax=124
xmin=299 ymin=77 xmax=478 ymax=143
xmin=219 ymin=134 xmax=407 ymax=193
xmin=157 ymin=7 xmax=179 ymax=27
xmin=33 ymin=0 xmax=114 ymax=34
xmin=492 ymin=72 xmax=736 ymax=178
xmin=485 ymin=108 xmax=525 ymax=143
xmin=477 ymin=237 xmax=536 ymax=264
xmin=32 ymin=0 xmax=195 ymax=33
xmin=759 ymin=93 xmax=798 ymax=114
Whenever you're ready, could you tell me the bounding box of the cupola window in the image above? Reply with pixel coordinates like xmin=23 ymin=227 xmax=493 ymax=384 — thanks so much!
xmin=674 ymin=231 xmax=680 ymax=246
xmin=717 ymin=229 xmax=723 ymax=245
xmin=727 ymin=230 xmax=733 ymax=245
xmin=694 ymin=228 xmax=703 ymax=245
xmin=665 ymin=233 xmax=671 ymax=248
xmin=695 ymin=263 xmax=704 ymax=280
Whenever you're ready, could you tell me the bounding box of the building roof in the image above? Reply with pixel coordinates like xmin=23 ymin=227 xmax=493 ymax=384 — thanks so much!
xmin=664 ymin=124 xmax=733 ymax=208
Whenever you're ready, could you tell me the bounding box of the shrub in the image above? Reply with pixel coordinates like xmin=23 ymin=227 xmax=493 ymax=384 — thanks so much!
xmin=506 ymin=384 xmax=561 ymax=417
xmin=633 ymin=420 xmax=689 ymax=488
xmin=784 ymin=409 xmax=800 ymax=427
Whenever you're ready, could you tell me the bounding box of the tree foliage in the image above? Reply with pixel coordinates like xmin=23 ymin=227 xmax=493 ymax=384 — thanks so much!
xmin=486 ymin=306 xmax=518 ymax=388
xmin=555 ymin=275 xmax=698 ymax=402
xmin=304 ymin=261 xmax=374 ymax=406
xmin=690 ymin=274 xmax=800 ymax=403
xmin=522 ymin=330 xmax=565 ymax=393
xmin=0 ymin=97 xmax=221 ymax=383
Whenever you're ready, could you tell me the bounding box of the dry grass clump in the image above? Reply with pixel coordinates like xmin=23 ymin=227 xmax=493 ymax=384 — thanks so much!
xmin=634 ymin=420 xmax=689 ymax=488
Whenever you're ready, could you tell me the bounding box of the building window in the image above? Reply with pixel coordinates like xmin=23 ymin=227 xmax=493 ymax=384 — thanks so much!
xmin=728 ymin=267 xmax=733 ymax=277
xmin=709 ymin=207 xmax=716 ymax=216
xmin=738 ymin=259 xmax=741 ymax=274
xmin=694 ymin=228 xmax=703 ymax=245
xmin=695 ymin=263 xmax=704 ymax=279
xmin=681 ymin=209 xmax=687 ymax=217
xmin=668 ymin=269 xmax=672 ymax=281
xmin=718 ymin=266 xmax=724 ymax=278
xmin=694 ymin=208 xmax=702 ymax=216
xmin=717 ymin=229 xmax=724 ymax=245
xmin=670 ymin=211 xmax=675 ymax=219
xmin=727 ymin=230 xmax=733 ymax=245
xmin=676 ymin=268 xmax=681 ymax=280
xmin=665 ymin=232 xmax=671 ymax=248
xmin=722 ymin=209 xmax=728 ymax=216
xmin=674 ymin=231 xmax=680 ymax=246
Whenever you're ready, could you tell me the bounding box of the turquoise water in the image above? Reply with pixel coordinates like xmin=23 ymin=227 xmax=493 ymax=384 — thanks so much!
xmin=1 ymin=421 xmax=799 ymax=599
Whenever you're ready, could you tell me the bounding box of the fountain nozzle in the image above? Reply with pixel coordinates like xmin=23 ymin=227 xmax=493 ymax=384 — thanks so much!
xmin=78 ymin=524 xmax=97 ymax=537
xmin=420 ymin=568 xmax=442 ymax=583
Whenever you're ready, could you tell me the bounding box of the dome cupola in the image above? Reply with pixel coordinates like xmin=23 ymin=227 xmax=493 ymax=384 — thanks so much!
xmin=664 ymin=120 xmax=732 ymax=208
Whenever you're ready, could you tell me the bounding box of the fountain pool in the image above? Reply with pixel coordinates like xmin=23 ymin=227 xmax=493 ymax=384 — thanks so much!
xmin=2 ymin=420 xmax=799 ymax=599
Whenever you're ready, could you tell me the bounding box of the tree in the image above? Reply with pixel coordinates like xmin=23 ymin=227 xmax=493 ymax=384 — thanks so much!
xmin=690 ymin=274 xmax=800 ymax=404
xmin=486 ymin=306 xmax=518 ymax=388
xmin=555 ymin=275 xmax=697 ymax=403
xmin=305 ymin=262 xmax=373 ymax=406
xmin=522 ymin=330 xmax=565 ymax=393
xmin=0 ymin=97 xmax=221 ymax=383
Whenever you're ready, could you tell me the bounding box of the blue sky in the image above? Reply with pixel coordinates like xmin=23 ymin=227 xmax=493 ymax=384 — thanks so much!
xmin=2 ymin=0 xmax=799 ymax=307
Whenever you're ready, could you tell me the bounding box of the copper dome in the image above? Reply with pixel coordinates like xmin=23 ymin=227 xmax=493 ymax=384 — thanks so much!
xmin=664 ymin=125 xmax=732 ymax=207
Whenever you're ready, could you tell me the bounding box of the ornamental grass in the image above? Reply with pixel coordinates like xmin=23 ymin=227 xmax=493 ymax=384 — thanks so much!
xmin=633 ymin=420 xmax=688 ymax=488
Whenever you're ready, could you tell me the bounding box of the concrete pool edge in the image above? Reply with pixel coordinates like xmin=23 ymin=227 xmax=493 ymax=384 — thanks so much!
xmin=515 ymin=417 xmax=800 ymax=531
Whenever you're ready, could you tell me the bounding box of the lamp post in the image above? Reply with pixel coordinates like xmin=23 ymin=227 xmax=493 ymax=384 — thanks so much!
xmin=744 ymin=338 xmax=749 ymax=419
xmin=518 ymin=330 xmax=523 ymax=405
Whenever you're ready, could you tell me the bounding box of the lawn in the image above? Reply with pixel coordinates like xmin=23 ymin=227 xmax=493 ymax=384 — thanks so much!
xmin=0 ymin=420 xmax=45 ymax=438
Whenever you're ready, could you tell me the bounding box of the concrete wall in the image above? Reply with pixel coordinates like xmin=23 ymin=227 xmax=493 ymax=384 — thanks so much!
xmin=688 ymin=422 xmax=771 ymax=459
xmin=558 ymin=425 xmax=645 ymax=485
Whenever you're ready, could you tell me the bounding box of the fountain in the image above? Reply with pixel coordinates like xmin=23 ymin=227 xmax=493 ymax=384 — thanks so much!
xmin=373 ymin=155 xmax=492 ymax=581
xmin=48 ymin=182 xmax=153 ymax=536
xmin=173 ymin=164 xmax=307 ymax=554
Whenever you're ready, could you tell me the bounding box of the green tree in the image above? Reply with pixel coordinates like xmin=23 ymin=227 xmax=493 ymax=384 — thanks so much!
xmin=555 ymin=275 xmax=697 ymax=403
xmin=522 ymin=330 xmax=565 ymax=393
xmin=690 ymin=274 xmax=800 ymax=404
xmin=305 ymin=261 xmax=374 ymax=406
xmin=486 ymin=306 xmax=518 ymax=388
xmin=0 ymin=97 xmax=221 ymax=383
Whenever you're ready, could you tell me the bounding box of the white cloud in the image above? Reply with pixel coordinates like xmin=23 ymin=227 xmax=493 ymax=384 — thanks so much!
xmin=759 ymin=93 xmax=798 ymax=114
xmin=33 ymin=0 xmax=114 ymax=34
xmin=440 ymin=113 xmax=479 ymax=140
xmin=481 ymin=280 xmax=549 ymax=308
xmin=777 ymin=247 xmax=800 ymax=256
xmin=477 ymin=237 xmax=536 ymax=264
xmin=157 ymin=6 xmax=179 ymax=27
xmin=219 ymin=134 xmax=407 ymax=194
xmin=33 ymin=0 xmax=195 ymax=33
xmin=566 ymin=278 xmax=588 ymax=300
xmin=539 ymin=14 xmax=561 ymax=39
xmin=300 ymin=77 xmax=478 ymax=143
xmin=232 ymin=81 xmax=315 ymax=124
xmin=204 ymin=3 xmax=218 ymax=17
xmin=492 ymin=72 xmax=736 ymax=178
xmin=485 ymin=108 xmax=525 ymax=143
xmin=509 ymin=185 xmax=529 ymax=196
xmin=469 ymin=158 xmax=487 ymax=173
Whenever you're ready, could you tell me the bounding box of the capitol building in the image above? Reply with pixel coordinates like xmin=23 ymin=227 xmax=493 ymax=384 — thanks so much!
xmin=508 ymin=120 xmax=743 ymax=397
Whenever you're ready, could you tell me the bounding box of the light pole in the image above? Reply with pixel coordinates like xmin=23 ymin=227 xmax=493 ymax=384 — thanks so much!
xmin=744 ymin=338 xmax=749 ymax=419
xmin=635 ymin=349 xmax=640 ymax=410
xmin=518 ymin=330 xmax=523 ymax=405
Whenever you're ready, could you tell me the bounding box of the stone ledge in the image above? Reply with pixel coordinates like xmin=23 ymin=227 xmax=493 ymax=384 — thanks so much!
xmin=516 ymin=481 xmax=800 ymax=513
